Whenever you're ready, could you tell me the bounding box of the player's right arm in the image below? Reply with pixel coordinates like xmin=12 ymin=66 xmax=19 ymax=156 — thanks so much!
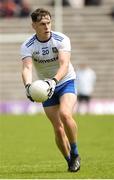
xmin=22 ymin=57 xmax=34 ymax=102
xmin=20 ymin=36 xmax=35 ymax=101
xmin=20 ymin=35 xmax=34 ymax=86
xmin=22 ymin=57 xmax=33 ymax=86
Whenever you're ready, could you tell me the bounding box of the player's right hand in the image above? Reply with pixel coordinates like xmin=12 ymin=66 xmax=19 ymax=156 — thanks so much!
xmin=25 ymin=84 xmax=34 ymax=102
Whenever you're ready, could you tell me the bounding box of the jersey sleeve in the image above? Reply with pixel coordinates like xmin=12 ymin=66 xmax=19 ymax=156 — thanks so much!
xmin=20 ymin=42 xmax=32 ymax=60
xmin=59 ymin=36 xmax=71 ymax=52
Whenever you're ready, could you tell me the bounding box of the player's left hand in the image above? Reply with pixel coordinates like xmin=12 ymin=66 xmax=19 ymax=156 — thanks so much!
xmin=45 ymin=78 xmax=58 ymax=99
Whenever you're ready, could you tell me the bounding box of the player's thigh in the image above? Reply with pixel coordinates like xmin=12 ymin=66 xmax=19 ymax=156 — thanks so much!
xmin=60 ymin=93 xmax=77 ymax=114
xmin=44 ymin=105 xmax=62 ymax=128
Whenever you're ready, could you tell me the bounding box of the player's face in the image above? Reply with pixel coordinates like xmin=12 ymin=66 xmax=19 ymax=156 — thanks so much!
xmin=32 ymin=15 xmax=51 ymax=41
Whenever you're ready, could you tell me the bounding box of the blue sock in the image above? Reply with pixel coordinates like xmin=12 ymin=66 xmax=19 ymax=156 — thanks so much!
xmin=70 ymin=143 xmax=78 ymax=157
xmin=65 ymin=155 xmax=71 ymax=164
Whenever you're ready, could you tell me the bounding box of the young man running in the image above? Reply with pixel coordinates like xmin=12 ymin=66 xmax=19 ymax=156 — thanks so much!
xmin=21 ymin=8 xmax=81 ymax=172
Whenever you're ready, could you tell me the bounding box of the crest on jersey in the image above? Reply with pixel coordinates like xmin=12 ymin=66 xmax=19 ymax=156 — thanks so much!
xmin=52 ymin=47 xmax=58 ymax=53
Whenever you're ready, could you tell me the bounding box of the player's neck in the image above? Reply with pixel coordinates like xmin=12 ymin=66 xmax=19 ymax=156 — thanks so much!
xmin=36 ymin=32 xmax=51 ymax=42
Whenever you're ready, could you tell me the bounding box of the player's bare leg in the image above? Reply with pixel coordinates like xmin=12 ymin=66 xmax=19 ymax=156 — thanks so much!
xmin=59 ymin=93 xmax=77 ymax=143
xmin=59 ymin=93 xmax=81 ymax=172
xmin=54 ymin=122 xmax=71 ymax=154
xmin=44 ymin=106 xmax=71 ymax=163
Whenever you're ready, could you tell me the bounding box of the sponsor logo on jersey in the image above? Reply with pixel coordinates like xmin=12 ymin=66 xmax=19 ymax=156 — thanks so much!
xmin=33 ymin=56 xmax=58 ymax=63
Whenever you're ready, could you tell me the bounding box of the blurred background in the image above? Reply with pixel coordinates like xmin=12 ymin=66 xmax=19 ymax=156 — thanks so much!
xmin=0 ymin=0 xmax=114 ymax=114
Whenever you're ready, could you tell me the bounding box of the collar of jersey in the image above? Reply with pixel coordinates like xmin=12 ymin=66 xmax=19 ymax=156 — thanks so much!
xmin=35 ymin=32 xmax=52 ymax=43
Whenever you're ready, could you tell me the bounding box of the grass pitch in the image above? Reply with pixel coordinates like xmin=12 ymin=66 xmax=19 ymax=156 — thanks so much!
xmin=0 ymin=114 xmax=114 ymax=179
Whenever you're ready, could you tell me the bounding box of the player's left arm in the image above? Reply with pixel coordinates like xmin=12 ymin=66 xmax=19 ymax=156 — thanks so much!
xmin=54 ymin=50 xmax=70 ymax=81
xmin=54 ymin=35 xmax=71 ymax=82
xmin=44 ymin=35 xmax=71 ymax=98
xmin=45 ymin=51 xmax=70 ymax=98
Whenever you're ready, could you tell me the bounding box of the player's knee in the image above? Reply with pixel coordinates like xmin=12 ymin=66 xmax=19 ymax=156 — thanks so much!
xmin=59 ymin=110 xmax=77 ymax=129
xmin=55 ymin=125 xmax=64 ymax=138
xmin=60 ymin=110 xmax=72 ymax=122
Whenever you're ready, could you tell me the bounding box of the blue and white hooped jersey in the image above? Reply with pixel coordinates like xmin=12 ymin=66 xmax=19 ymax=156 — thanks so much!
xmin=20 ymin=31 xmax=76 ymax=86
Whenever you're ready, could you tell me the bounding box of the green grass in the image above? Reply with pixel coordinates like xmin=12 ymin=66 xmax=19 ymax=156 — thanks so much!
xmin=0 ymin=114 xmax=114 ymax=179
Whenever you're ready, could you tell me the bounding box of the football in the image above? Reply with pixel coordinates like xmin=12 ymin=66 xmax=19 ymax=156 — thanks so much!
xmin=29 ymin=80 xmax=49 ymax=102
